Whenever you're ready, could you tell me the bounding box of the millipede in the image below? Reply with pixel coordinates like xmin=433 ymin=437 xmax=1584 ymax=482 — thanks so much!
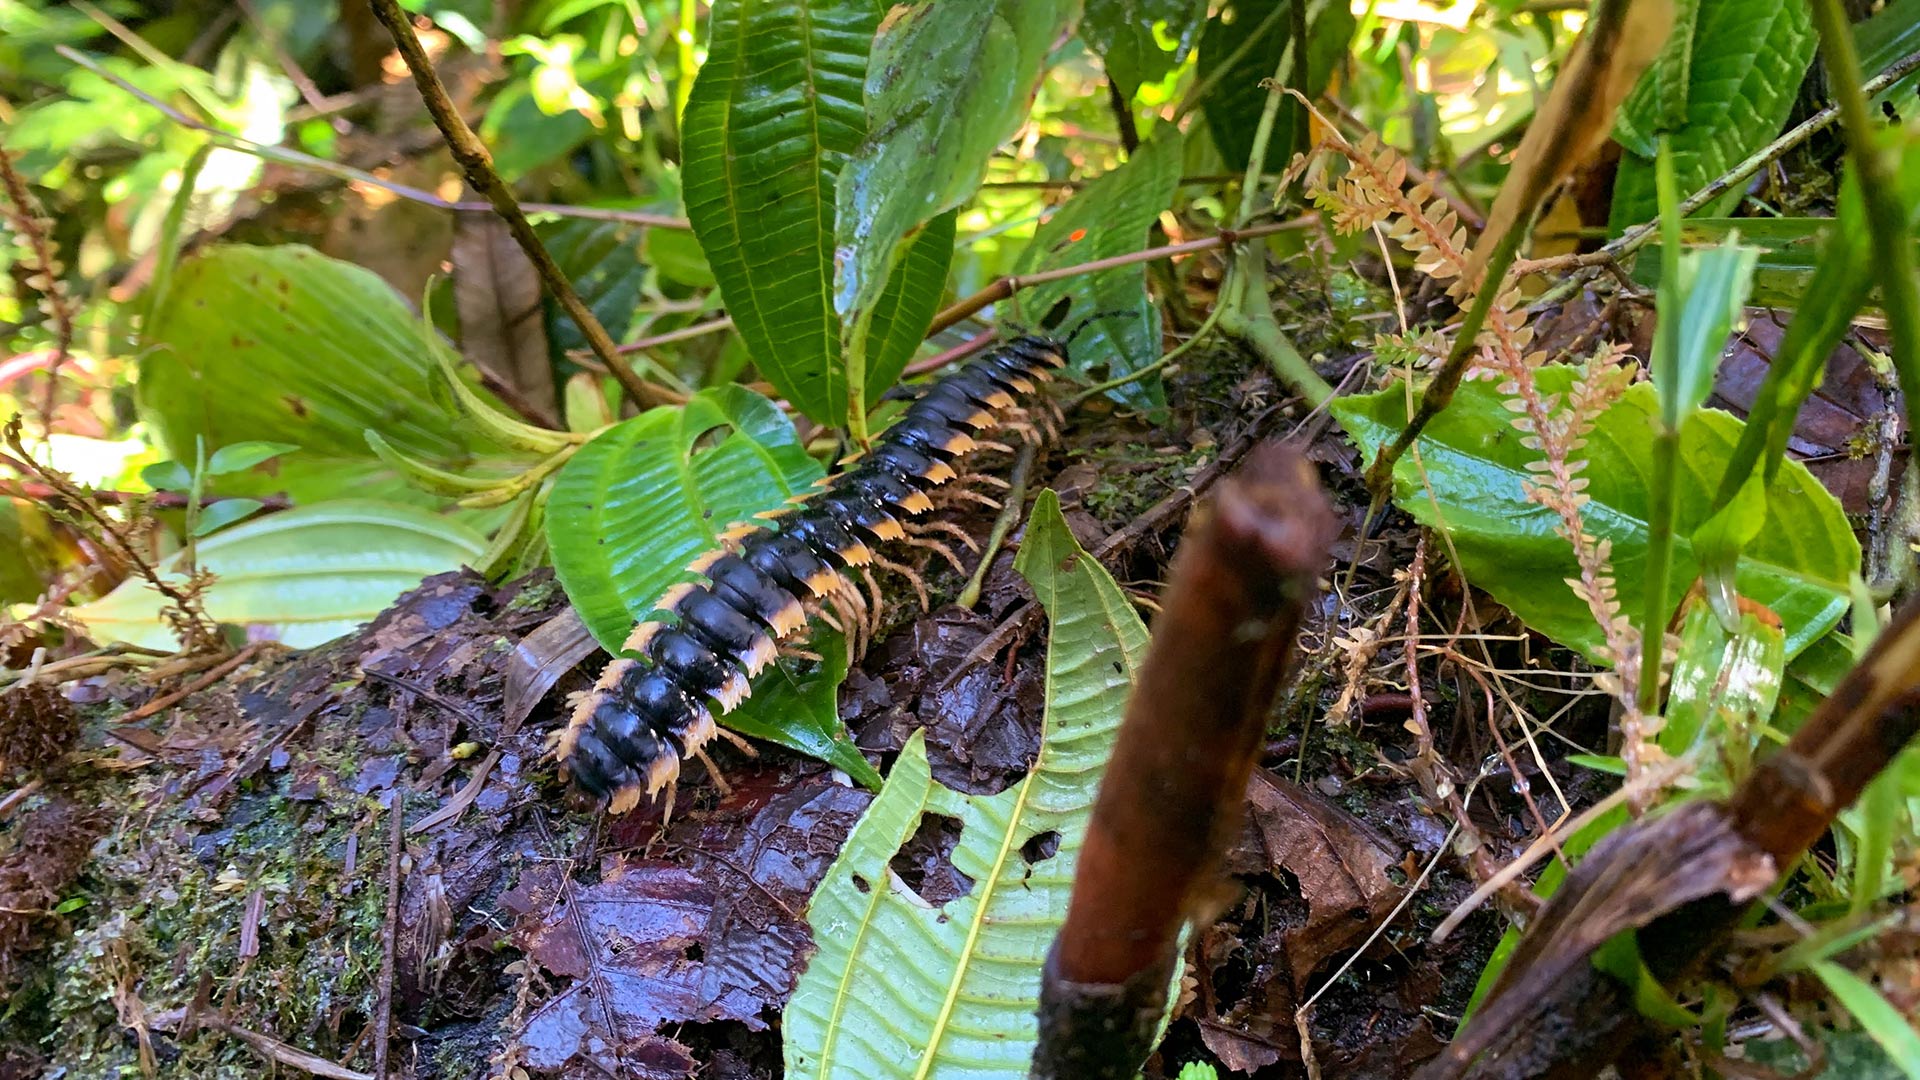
xmin=557 ymin=334 xmax=1070 ymax=814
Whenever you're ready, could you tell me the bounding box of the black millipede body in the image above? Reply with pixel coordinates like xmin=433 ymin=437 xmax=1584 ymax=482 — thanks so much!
xmin=558 ymin=334 xmax=1069 ymax=812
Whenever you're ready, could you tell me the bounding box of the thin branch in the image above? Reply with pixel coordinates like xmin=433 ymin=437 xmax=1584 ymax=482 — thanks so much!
xmin=1518 ymin=43 xmax=1920 ymax=281
xmin=926 ymin=218 xmax=1314 ymax=337
xmin=366 ymin=0 xmax=670 ymax=410
xmin=54 ymin=46 xmax=691 ymax=231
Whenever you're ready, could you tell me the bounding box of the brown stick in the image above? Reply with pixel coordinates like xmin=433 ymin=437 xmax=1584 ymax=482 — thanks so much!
xmin=1034 ymin=442 xmax=1337 ymax=1079
xmin=365 ymin=0 xmax=673 ymax=410
xmin=1426 ymin=597 xmax=1920 ymax=1078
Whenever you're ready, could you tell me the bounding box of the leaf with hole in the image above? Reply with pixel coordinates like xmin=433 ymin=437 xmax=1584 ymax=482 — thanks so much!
xmin=784 ymin=489 xmax=1159 ymax=1079
xmin=66 ymin=501 xmax=486 ymax=650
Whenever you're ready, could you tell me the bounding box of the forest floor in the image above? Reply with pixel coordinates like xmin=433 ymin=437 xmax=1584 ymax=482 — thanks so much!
xmin=1 ymin=256 xmax=1893 ymax=1080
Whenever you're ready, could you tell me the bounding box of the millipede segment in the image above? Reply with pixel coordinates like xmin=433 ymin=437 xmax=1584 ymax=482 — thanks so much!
xmin=559 ymin=335 xmax=1070 ymax=813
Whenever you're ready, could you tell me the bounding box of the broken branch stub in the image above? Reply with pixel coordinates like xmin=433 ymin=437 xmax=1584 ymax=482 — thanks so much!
xmin=1032 ymin=441 xmax=1337 ymax=1080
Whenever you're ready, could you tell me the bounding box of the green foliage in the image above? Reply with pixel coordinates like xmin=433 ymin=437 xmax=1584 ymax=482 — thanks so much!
xmin=1199 ymin=0 xmax=1355 ymax=172
xmin=139 ymin=245 xmax=509 ymax=510
xmin=1610 ymin=0 xmax=1817 ymax=230
xmin=1012 ymin=129 xmax=1183 ymax=409
xmin=1810 ymin=961 xmax=1920 ymax=1080
xmin=720 ymin=634 xmax=884 ymax=790
xmin=66 ymin=500 xmax=486 ymax=649
xmin=784 ymin=490 xmax=1156 ymax=1079
xmin=1083 ymin=0 xmax=1208 ymax=98
xmin=833 ymin=1 xmax=1078 ymax=411
xmin=683 ymin=0 xmax=880 ymax=422
xmin=1332 ymin=369 xmax=1860 ymax=664
xmin=545 ymin=384 xmax=823 ymax=653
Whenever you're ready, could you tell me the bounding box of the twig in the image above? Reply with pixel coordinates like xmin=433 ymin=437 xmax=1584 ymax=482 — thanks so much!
xmin=373 ymin=788 xmax=404 ymax=1080
xmin=1516 ymin=44 xmax=1920 ymax=281
xmin=53 ymin=47 xmax=691 ymax=230
xmin=902 ymin=330 xmax=1000 ymax=378
xmin=926 ymin=219 xmax=1314 ymax=337
xmin=120 ymin=644 xmax=262 ymax=723
xmin=0 ymin=480 xmax=289 ymax=511
xmin=957 ymin=441 xmax=1035 ymax=609
xmin=367 ymin=0 xmax=669 ymax=411
xmin=1034 ymin=443 xmax=1337 ymax=1079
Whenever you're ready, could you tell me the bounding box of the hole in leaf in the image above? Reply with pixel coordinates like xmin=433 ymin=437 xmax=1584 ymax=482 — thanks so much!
xmin=1019 ymin=830 xmax=1060 ymax=865
xmin=852 ymin=873 xmax=870 ymax=894
xmin=888 ymin=813 xmax=974 ymax=906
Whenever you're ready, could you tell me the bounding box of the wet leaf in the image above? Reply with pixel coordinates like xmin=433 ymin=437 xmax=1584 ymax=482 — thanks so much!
xmin=451 ymin=213 xmax=554 ymax=418
xmin=66 ymin=501 xmax=486 ymax=649
xmin=784 ymin=489 xmax=1154 ymax=1079
xmin=1332 ymin=367 xmax=1859 ymax=663
xmin=834 ymin=2 xmax=1076 ymax=380
xmin=1810 ymin=961 xmax=1920 ymax=1080
xmin=545 ymin=384 xmax=824 ymax=653
xmin=722 ymin=635 xmax=883 ymax=791
xmin=1012 ymin=129 xmax=1183 ymax=410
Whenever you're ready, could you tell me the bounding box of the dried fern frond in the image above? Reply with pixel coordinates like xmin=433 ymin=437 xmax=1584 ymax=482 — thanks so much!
xmin=0 ymin=149 xmax=76 ymax=434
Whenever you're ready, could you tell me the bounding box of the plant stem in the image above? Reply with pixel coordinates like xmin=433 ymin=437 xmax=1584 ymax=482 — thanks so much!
xmin=1810 ymin=0 xmax=1920 ymax=442
xmin=925 ymin=219 xmax=1314 ymax=337
xmin=1361 ymin=214 xmax=1530 ymax=498
xmin=955 ymin=441 xmax=1034 ymax=610
xmin=367 ymin=0 xmax=675 ymax=410
xmin=1637 ymin=140 xmax=1686 ymax=717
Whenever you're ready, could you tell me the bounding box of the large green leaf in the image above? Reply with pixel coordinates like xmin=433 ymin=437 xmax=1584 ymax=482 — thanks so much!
xmin=834 ymin=2 xmax=1078 ymax=380
xmin=1198 ymin=0 xmax=1355 ymax=173
xmin=65 ymin=501 xmax=486 ymax=650
xmin=683 ymin=0 xmax=880 ymax=422
xmin=784 ymin=489 xmax=1153 ymax=1079
xmin=137 ymin=244 xmax=511 ymax=511
xmin=1013 ymin=129 xmax=1183 ymax=410
xmin=546 ymin=384 xmax=825 ymax=653
xmin=863 ymin=209 xmax=958 ymax=402
xmin=1331 ymin=368 xmax=1859 ymax=663
xmin=1083 ymin=0 xmax=1207 ymax=96
xmin=1609 ymin=0 xmax=1816 ymax=231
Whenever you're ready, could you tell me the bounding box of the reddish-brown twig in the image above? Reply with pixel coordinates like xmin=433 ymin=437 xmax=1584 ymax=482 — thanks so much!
xmin=1034 ymin=442 xmax=1337 ymax=1079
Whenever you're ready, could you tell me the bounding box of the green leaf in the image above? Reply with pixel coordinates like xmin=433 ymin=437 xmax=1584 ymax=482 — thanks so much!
xmin=863 ymin=209 xmax=958 ymax=402
xmin=1175 ymin=1064 xmax=1223 ymax=1080
xmin=1331 ymin=367 xmax=1860 ymax=664
xmin=140 ymin=460 xmax=193 ymax=492
xmin=1692 ymin=470 xmax=1766 ymax=624
xmin=1198 ymin=0 xmax=1355 ymax=173
xmin=138 ymin=245 xmax=505 ymax=511
xmin=66 ymin=501 xmax=486 ymax=650
xmin=784 ymin=489 xmax=1155 ymax=1078
xmin=1592 ymin=931 xmax=1701 ymax=1028
xmin=545 ymin=385 xmax=825 ymax=653
xmin=1810 ymin=961 xmax=1920 ymax=1080
xmin=539 ymin=217 xmax=649 ymax=353
xmin=1012 ymin=129 xmax=1184 ymax=410
xmin=683 ymin=0 xmax=881 ymax=423
xmin=834 ymin=2 xmax=1078 ymax=380
xmin=205 ymin=441 xmax=300 ymax=477
xmin=1662 ymin=605 xmax=1784 ymax=764
xmin=1609 ymin=0 xmax=1817 ymax=230
xmin=190 ymin=498 xmax=268 ymax=537
xmin=1083 ymin=0 xmax=1208 ymax=96
xmin=723 ymin=634 xmax=884 ymax=791
xmin=1858 ymin=0 xmax=1920 ymax=111
xmin=1656 ymin=241 xmax=1757 ymax=428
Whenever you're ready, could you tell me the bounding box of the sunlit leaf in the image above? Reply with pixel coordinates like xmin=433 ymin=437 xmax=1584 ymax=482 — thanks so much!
xmin=784 ymin=490 xmax=1158 ymax=1079
xmin=66 ymin=501 xmax=486 ymax=650
xmin=1083 ymin=0 xmax=1208 ymax=97
xmin=1198 ymin=0 xmax=1354 ymax=173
